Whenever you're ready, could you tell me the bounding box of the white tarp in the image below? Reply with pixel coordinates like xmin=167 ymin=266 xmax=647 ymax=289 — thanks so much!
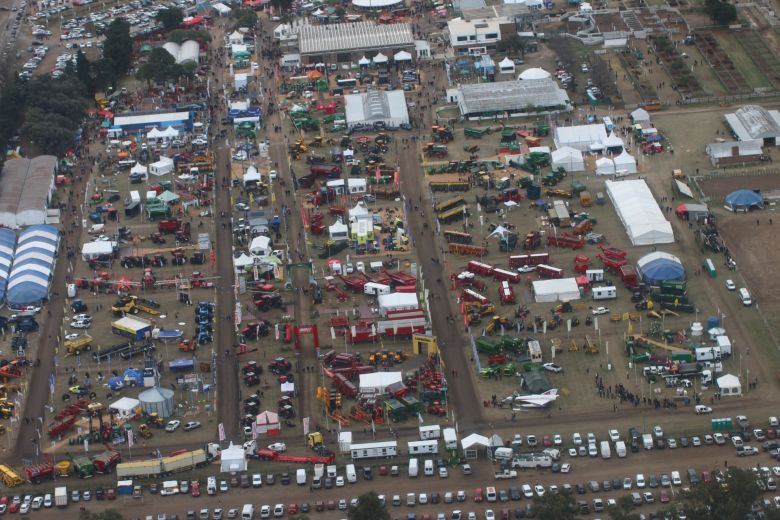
xmin=606 ymin=179 xmax=674 ymax=246
xmin=630 ymin=108 xmax=651 ymax=123
xmin=613 ymin=150 xmax=637 ymax=174
xmin=551 ymin=146 xmax=585 ymax=172
xmin=595 ymin=157 xmax=615 ymax=176
xmin=532 ymin=278 xmax=581 ymax=303
xmin=359 ymin=371 xmax=402 ymax=393
xmin=377 ymin=292 xmax=419 ymax=314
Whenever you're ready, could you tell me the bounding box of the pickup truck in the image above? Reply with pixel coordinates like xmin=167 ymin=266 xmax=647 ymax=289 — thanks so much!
xmin=737 ymin=445 xmax=759 ymax=456
xmin=494 ymin=470 xmax=518 ymax=480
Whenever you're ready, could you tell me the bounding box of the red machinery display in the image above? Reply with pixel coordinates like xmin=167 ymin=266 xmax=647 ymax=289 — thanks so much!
xmin=448 ymin=243 xmax=488 ymax=256
xmin=619 ymin=265 xmax=639 ymax=288
xmin=255 ymin=449 xmax=335 ymax=464
xmin=499 ymin=281 xmax=516 ymax=304
xmin=493 ymin=268 xmax=521 ymax=284
xmin=597 ymin=254 xmax=628 ymax=272
xmin=92 ymin=445 xmax=122 ymax=474
xmin=599 ymin=245 xmax=627 ymax=259
xmin=546 ymin=233 xmax=585 ymax=249
xmin=461 ymin=288 xmax=489 ymax=304
xmin=337 ymin=274 xmax=367 ymax=292
xmin=24 ymin=463 xmax=55 ymax=484
xmin=382 ymin=270 xmax=417 ymax=288
xmin=508 ymin=252 xmax=550 ymax=267
xmin=466 ymin=261 xmax=494 ymax=276
xmin=536 ymin=264 xmax=564 ymax=279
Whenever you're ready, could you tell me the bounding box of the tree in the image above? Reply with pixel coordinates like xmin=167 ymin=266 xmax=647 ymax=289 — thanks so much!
xmin=704 ymin=0 xmax=737 ymax=25
xmin=607 ymin=495 xmax=642 ymax=520
xmin=232 ymin=8 xmax=258 ymax=28
xmin=334 ymin=6 xmax=346 ymax=18
xmin=347 ymin=492 xmax=390 ymax=520
xmin=20 ymin=75 xmax=89 ymax=155
xmin=102 ymin=18 xmax=132 ymax=78
xmin=137 ymin=47 xmax=179 ymax=85
xmin=156 ymin=7 xmax=184 ymax=30
xmin=679 ymin=468 xmax=760 ymax=519
xmin=169 ymin=29 xmax=212 ymax=44
xmin=80 ymin=510 xmax=125 ymax=520
xmin=533 ymin=489 xmax=576 ymax=520
xmin=75 ymin=50 xmax=93 ymax=93
xmin=497 ymin=33 xmax=529 ymax=58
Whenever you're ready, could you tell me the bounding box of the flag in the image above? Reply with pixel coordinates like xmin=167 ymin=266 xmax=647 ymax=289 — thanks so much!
xmin=375 ymin=165 xmax=381 ymax=183
xmin=393 ymin=169 xmax=399 ymax=186
xmin=128 ymin=429 xmax=134 ymax=448
xmin=251 ymin=422 xmax=257 ymax=440
xmin=218 ymin=422 xmax=226 ymax=442
xmin=83 ymin=438 xmax=89 ymax=453
xmin=341 ymin=191 xmax=347 ymax=205
xmin=210 ymin=249 xmax=216 ymax=268
xmin=302 ymin=417 xmax=310 ymax=436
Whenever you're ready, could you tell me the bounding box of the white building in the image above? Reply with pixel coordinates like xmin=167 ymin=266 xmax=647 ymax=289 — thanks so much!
xmin=554 ymin=124 xmax=608 ymax=151
xmin=724 ymin=105 xmax=780 ymax=146
xmin=450 ymin=78 xmax=570 ymax=119
xmin=345 ymin=90 xmax=409 ymax=130
xmin=447 ymin=17 xmax=512 ymax=55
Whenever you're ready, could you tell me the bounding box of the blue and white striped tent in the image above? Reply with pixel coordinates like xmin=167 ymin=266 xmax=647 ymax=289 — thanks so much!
xmin=0 ymin=228 xmax=17 ymax=305
xmin=7 ymin=225 xmax=59 ymax=307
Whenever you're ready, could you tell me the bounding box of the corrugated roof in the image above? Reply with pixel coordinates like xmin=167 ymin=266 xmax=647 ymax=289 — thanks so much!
xmin=457 ymin=78 xmax=570 ymax=115
xmin=298 ymin=22 xmax=414 ymax=55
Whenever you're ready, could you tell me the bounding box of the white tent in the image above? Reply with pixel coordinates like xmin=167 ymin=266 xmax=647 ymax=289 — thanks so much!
xmin=630 ymin=108 xmax=651 ymax=123
xmin=554 ymin=124 xmax=608 ymax=151
xmin=146 ymin=127 xmax=163 ymax=139
xmin=109 ymin=397 xmax=140 ymax=418
xmin=518 ymin=67 xmax=550 ymax=80
xmin=160 ymin=126 xmax=179 ymax=138
xmin=358 ymin=56 xmax=371 ymax=66
xmin=220 ymin=442 xmax=248 ymax=473
xmin=461 ymin=433 xmax=490 ymax=458
xmin=256 ymin=410 xmax=281 ymax=435
xmin=613 ymin=150 xmax=637 ymax=174
xmin=157 ymin=190 xmax=180 ymax=204
xmin=130 ymin=162 xmax=147 ymax=176
xmin=349 ymin=202 xmax=370 ymax=221
xmin=377 ymin=292 xmax=419 ymax=314
xmin=228 ymin=30 xmax=244 ymax=44
xmin=717 ymin=373 xmax=741 ymax=396
xmin=595 ymin=157 xmax=615 ymax=176
xmin=532 ymin=278 xmax=581 ymax=303
xmin=328 ymin=220 xmax=349 ymax=241
xmin=243 ymin=166 xmax=261 ymax=185
xmin=233 ymin=253 xmax=254 ymax=269
xmin=606 ymin=179 xmax=674 ymax=246
xmin=212 ymin=2 xmax=232 ymax=14
xmin=359 ymin=372 xmax=403 ymax=393
xmin=373 ymin=52 xmax=388 ymax=64
xmin=551 ymin=146 xmax=585 ymax=172
xmin=394 ymin=50 xmax=412 ymax=62
xmin=498 ymin=57 xmax=515 ymax=74
xmin=249 ymin=235 xmax=271 ymax=257
xmin=81 ymin=241 xmax=114 ymax=261
xmin=602 ymin=132 xmax=624 ymax=151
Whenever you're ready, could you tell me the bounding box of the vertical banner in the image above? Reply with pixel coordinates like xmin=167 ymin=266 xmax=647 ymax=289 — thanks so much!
xmin=218 ymin=422 xmax=226 ymax=442
xmin=302 ymin=417 xmax=310 ymax=436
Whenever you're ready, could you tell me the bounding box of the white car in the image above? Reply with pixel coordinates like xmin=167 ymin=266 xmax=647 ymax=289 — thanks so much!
xmin=543 ymin=363 xmax=562 ymax=373
xmin=165 ymin=420 xmax=181 ymax=432
xmin=70 ymin=320 xmax=91 ymax=329
xmin=191 ymin=138 xmax=208 ymax=146
xmin=534 ymin=485 xmax=545 ymax=497
xmin=516 ymin=265 xmax=535 ymax=273
xmin=439 ymin=467 xmax=448 ymax=478
xmin=335 ymin=476 xmax=345 ymax=487
xmin=592 ymin=307 xmax=610 ymax=315
xmin=521 ymin=484 xmax=533 ymax=499
xmin=770 ymin=416 xmax=779 ymax=427
xmin=232 ymin=151 xmax=247 ymax=161
xmin=184 ymin=421 xmax=201 ymax=431
xmin=552 ymin=434 xmax=563 ymax=446
xmin=419 ymin=493 xmax=428 ymax=505
xmin=560 ymin=463 xmax=571 ymax=473
xmin=273 ymin=504 xmax=284 ymax=518
xmin=608 ymin=429 xmax=620 ymax=442
xmin=484 ymin=510 xmax=495 ymax=520
xmin=260 ymin=505 xmax=271 ymax=519
xmin=268 ymin=442 xmax=287 ymax=452
xmin=72 ymin=314 xmax=92 ymax=322
xmin=695 ymin=405 xmax=713 ymax=414
xmin=64 ymin=333 xmax=81 ymax=341
xmin=572 ymin=432 xmax=582 ymax=446
xmin=636 ymin=474 xmax=646 ymax=488
xmin=725 ymin=279 xmax=736 ymax=290
xmin=653 ymin=425 xmax=664 ymax=439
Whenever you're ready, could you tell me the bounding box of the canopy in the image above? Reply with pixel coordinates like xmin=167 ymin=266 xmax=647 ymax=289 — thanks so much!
xmin=603 ymin=132 xmax=624 ymax=151
xmin=606 ymin=180 xmax=674 ymax=245
xmin=359 ymin=372 xmax=402 ymax=393
xmin=256 ymin=410 xmax=281 ymax=435
xmin=630 ymin=108 xmax=651 ymax=123
xmin=220 ymin=442 xmax=248 ymax=473
xmin=461 ymin=433 xmax=490 ymax=450
xmin=636 ymin=251 xmax=686 ymax=284
xmin=717 ymin=373 xmax=741 ymax=396
xmin=595 ymin=157 xmax=615 ymax=176
xmin=394 ymin=50 xmax=412 ymax=61
xmin=498 ymin=57 xmax=515 ymax=72
xmin=160 ymin=126 xmax=179 ymax=138
xmin=613 ymin=150 xmax=637 ymax=174
xmin=532 ymin=278 xmax=581 ymax=303
xmin=280 ymin=381 xmax=295 ymax=393
xmin=518 ymin=67 xmax=550 ymax=80
xmin=110 ymin=397 xmax=139 ymax=418
xmin=130 ymin=162 xmax=147 ymax=175
xmin=725 ymin=189 xmax=763 ymax=212
xmin=243 ymin=166 xmax=261 ymax=184
xmin=146 ymin=127 xmax=163 ymax=139
xmin=551 ymin=146 xmax=585 ymax=172
xmin=373 ymin=52 xmax=388 ymax=64
xmin=157 ymin=190 xmax=180 ymax=204
xmin=358 ymin=56 xmax=371 ymax=65
xmin=233 ymin=253 xmax=254 ymax=268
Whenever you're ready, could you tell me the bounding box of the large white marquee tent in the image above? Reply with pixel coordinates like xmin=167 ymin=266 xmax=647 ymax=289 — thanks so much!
xmin=605 ymin=180 xmax=674 ymax=246
xmin=551 ymin=146 xmax=585 ymax=172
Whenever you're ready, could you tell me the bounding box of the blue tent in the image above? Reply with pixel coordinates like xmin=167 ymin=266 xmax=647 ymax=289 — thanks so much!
xmin=123 ymin=368 xmax=143 ymax=386
xmin=109 ymin=377 xmax=124 ymax=390
xmin=636 ymin=251 xmax=686 ymax=284
xmin=0 ymin=228 xmax=16 ymax=303
xmin=725 ymin=189 xmax=763 ymax=212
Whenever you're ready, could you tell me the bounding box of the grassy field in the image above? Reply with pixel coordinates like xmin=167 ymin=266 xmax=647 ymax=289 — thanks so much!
xmin=714 ymin=31 xmax=772 ymax=90
xmin=683 ymin=45 xmax=727 ymax=96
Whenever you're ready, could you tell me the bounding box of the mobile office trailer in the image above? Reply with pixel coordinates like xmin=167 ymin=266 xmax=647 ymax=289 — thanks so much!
xmin=592 ymin=286 xmax=617 ymax=300
xmin=326 ymin=465 xmax=337 ymax=478
xmin=493 ymin=447 xmax=514 ymax=461
xmin=695 ymin=346 xmax=721 ymax=362
xmin=600 ymin=441 xmax=611 ymax=459
xmin=528 ymin=340 xmax=543 ymax=363
xmin=419 ymin=425 xmax=441 ymax=440
xmin=349 ymin=440 xmax=398 ymax=460
xmin=442 ymin=428 xmax=458 ymax=450
xmin=408 ymin=440 xmax=439 ymax=455
xmin=715 ymin=335 xmax=732 ymax=356
xmin=586 ymin=269 xmax=604 ymax=282
xmin=364 ymin=282 xmax=391 ymax=296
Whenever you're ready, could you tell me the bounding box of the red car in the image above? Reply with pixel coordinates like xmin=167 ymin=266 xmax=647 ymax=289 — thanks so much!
xmin=8 ymin=503 xmax=19 ymax=514
xmin=0 ymin=497 xmax=8 ymax=506
xmin=660 ymin=490 xmax=670 ymax=504
xmin=543 ymin=435 xmax=553 ymax=447
xmin=702 ymin=471 xmax=712 ymax=483
xmin=288 ymin=504 xmax=298 ymax=514
xmin=378 ymin=466 xmax=388 ymax=476
xmin=191 ymin=483 xmax=201 ymax=497
xmin=474 ymin=488 xmax=484 ymax=503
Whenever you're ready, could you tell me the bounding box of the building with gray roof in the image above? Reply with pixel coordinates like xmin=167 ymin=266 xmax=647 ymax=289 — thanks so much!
xmin=724 ymin=105 xmax=780 ymax=146
xmin=449 ymin=78 xmax=571 ymax=119
xmin=297 ymin=22 xmax=414 ymax=62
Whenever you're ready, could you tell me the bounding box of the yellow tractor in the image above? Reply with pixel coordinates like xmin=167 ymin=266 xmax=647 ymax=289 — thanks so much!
xmin=138 ymin=424 xmax=153 ymax=439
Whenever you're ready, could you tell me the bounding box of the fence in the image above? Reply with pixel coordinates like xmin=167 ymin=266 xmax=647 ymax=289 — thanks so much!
xmin=682 ymin=90 xmax=780 ymax=105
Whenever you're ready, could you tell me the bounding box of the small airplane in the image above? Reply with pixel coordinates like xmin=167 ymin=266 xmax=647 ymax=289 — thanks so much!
xmin=502 ymin=389 xmax=559 ymax=409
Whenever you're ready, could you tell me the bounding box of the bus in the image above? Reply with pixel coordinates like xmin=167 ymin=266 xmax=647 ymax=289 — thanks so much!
xmin=434 ymin=196 xmax=467 ymax=214
xmin=443 ymin=230 xmax=472 ymax=244
xmin=429 ymin=181 xmax=470 ymax=192
xmin=336 ymin=78 xmax=357 ymax=88
xmin=437 ymin=205 xmax=468 ymax=223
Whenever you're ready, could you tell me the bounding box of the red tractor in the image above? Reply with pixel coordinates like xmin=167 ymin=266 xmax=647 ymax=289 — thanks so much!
xmin=427 ymin=402 xmax=447 ymax=416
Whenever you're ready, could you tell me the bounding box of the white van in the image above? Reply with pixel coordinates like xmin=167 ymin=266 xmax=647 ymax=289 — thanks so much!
xmin=408 ymin=458 xmax=419 ymax=477
xmin=424 ymin=459 xmax=434 ymax=476
xmin=739 ymin=288 xmax=752 ymax=306
xmin=242 ymin=504 xmax=255 ymax=520
xmin=600 ymin=440 xmax=611 ymax=459
xmin=207 ymin=476 xmax=217 ymax=495
xmin=296 ymin=468 xmax=307 ymax=486
xmin=406 ymin=493 xmax=416 ymax=506
xmin=345 ymin=464 xmax=357 ymax=483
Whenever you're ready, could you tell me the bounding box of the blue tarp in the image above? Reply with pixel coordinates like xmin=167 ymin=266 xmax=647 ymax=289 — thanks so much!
xmin=725 ymin=189 xmax=763 ymax=211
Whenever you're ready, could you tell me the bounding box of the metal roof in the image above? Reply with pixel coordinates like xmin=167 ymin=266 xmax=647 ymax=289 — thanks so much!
xmin=457 ymin=78 xmax=570 ymax=115
xmin=725 ymin=105 xmax=780 ymax=141
xmin=298 ymin=22 xmax=414 ymax=55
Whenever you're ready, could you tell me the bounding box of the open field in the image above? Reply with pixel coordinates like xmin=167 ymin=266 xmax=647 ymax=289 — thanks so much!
xmin=711 ymin=31 xmax=772 ymax=90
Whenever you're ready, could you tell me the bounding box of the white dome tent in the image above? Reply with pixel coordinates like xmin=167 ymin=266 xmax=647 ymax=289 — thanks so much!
xmin=551 ymin=146 xmax=585 ymax=172
xmin=518 ymin=67 xmax=551 ymax=81
xmin=595 ymin=157 xmax=615 ymax=176
xmin=138 ymin=387 xmax=175 ymax=418
xmin=613 ymin=150 xmax=637 ymax=174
